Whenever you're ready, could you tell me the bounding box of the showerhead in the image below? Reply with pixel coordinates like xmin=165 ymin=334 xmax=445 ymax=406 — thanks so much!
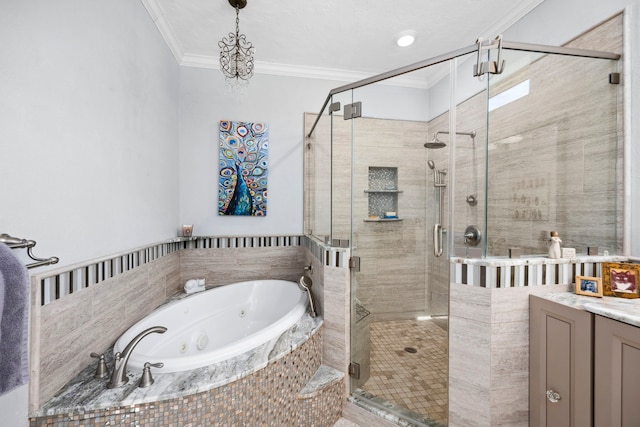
xmin=427 ymin=160 xmax=436 ymax=169
xmin=424 ymin=136 xmax=446 ymax=149
xmin=425 ymin=130 xmax=476 ymax=148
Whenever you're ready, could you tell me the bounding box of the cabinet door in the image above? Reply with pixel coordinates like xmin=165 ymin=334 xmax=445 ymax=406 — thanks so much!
xmin=594 ymin=315 xmax=640 ymax=427
xmin=530 ymin=296 xmax=593 ymax=427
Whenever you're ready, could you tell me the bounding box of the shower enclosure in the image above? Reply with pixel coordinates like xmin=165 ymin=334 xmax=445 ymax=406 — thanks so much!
xmin=304 ymin=19 xmax=621 ymax=426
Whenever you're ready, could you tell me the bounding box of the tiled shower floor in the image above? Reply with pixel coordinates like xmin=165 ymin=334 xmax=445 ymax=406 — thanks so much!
xmin=361 ymin=318 xmax=448 ymax=426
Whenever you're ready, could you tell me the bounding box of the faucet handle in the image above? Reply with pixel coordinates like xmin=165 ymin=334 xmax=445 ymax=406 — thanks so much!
xmin=139 ymin=361 xmax=164 ymax=388
xmin=90 ymin=352 xmax=109 ymax=379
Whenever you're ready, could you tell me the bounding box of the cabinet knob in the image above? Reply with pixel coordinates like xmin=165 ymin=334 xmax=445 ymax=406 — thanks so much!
xmin=546 ymin=389 xmax=561 ymax=403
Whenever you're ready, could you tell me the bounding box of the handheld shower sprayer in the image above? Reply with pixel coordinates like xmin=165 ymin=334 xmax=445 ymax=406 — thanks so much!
xmin=428 ymin=160 xmax=446 ymax=187
xmin=428 ymin=160 xmax=438 ymax=184
xmin=298 ymin=276 xmax=317 ymax=318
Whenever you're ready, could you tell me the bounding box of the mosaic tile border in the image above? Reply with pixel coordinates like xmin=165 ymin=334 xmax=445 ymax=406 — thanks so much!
xmin=451 ymin=256 xmax=630 ymax=287
xmin=34 ymin=235 xmax=304 ymax=306
xmin=302 ymin=235 xmax=350 ymax=268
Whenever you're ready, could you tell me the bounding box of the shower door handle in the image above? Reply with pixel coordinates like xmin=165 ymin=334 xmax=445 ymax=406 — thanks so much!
xmin=433 ymin=224 xmax=443 ymax=257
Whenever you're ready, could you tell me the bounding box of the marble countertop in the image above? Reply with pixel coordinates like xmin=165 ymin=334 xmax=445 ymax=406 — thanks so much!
xmin=33 ymin=313 xmax=322 ymax=418
xmin=538 ymin=291 xmax=640 ymax=328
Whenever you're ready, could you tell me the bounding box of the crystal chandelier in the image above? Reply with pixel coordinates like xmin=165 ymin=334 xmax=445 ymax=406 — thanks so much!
xmin=218 ymin=0 xmax=254 ymax=87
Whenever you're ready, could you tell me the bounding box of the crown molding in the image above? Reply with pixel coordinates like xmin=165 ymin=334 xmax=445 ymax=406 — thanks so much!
xmin=139 ymin=0 xmax=185 ymax=63
xmin=478 ymin=0 xmax=546 ymax=40
xmin=180 ymin=54 xmax=429 ymax=89
xmin=140 ymin=0 xmax=427 ymax=88
xmin=139 ymin=0 xmax=545 ymax=90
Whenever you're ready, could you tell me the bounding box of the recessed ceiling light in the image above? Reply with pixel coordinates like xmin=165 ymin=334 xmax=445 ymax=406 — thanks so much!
xmin=395 ymin=30 xmax=416 ymax=47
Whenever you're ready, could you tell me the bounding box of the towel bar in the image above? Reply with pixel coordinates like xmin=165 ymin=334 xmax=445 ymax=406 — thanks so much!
xmin=0 ymin=233 xmax=59 ymax=269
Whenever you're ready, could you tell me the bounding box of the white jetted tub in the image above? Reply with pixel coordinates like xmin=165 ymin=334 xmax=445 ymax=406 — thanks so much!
xmin=114 ymin=279 xmax=308 ymax=373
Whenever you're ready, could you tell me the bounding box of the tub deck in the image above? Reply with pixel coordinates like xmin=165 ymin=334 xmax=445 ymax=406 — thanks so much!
xmin=32 ymin=313 xmax=322 ymax=417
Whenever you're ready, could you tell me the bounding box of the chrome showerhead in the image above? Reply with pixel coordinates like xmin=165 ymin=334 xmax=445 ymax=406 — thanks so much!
xmin=424 ymin=136 xmax=446 ymax=149
xmin=425 ymin=130 xmax=476 ymax=148
xmin=427 ymin=160 xmax=436 ymax=169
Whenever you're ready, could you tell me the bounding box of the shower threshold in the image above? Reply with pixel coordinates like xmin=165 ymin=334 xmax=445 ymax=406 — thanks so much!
xmin=349 ymin=390 xmax=445 ymax=427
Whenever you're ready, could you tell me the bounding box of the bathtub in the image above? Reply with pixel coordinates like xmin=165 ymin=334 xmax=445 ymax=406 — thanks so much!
xmin=114 ymin=279 xmax=308 ymax=373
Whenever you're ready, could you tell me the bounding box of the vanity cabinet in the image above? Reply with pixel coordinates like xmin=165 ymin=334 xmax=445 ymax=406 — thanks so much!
xmin=530 ymin=295 xmax=640 ymax=427
xmin=529 ymin=295 xmax=593 ymax=427
xmin=594 ymin=315 xmax=640 ymax=426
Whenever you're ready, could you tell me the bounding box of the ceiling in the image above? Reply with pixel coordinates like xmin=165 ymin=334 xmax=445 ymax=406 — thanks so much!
xmin=141 ymin=0 xmax=545 ymax=88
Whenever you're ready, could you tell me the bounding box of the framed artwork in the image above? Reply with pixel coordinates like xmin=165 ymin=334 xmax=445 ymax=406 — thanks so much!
xmin=575 ymin=276 xmax=603 ymax=297
xmin=602 ymin=262 xmax=640 ymax=298
xmin=218 ymin=120 xmax=268 ymax=216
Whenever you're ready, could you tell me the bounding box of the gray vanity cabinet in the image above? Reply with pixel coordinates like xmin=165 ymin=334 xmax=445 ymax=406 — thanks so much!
xmin=529 ymin=295 xmax=593 ymax=427
xmin=594 ymin=315 xmax=640 ymax=426
xmin=531 ymin=295 xmax=640 ymax=426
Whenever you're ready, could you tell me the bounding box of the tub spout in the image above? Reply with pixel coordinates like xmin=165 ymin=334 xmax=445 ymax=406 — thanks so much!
xmin=298 ymin=276 xmax=317 ymax=318
xmin=107 ymin=326 xmax=167 ymax=388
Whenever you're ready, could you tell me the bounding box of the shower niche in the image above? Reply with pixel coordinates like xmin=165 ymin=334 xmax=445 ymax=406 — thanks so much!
xmin=364 ymin=166 xmax=402 ymax=221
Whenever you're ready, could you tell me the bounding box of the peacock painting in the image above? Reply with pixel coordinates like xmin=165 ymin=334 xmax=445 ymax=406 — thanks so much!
xmin=218 ymin=120 xmax=268 ymax=216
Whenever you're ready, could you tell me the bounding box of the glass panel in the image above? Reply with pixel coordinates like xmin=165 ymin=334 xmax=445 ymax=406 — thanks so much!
xmin=486 ymin=49 xmax=620 ymax=256
xmin=442 ymin=52 xmax=490 ymax=259
xmin=330 ymin=90 xmax=355 ymax=244
xmin=349 ymin=63 xmax=451 ymax=426
xmin=303 ymin=108 xmax=331 ymax=241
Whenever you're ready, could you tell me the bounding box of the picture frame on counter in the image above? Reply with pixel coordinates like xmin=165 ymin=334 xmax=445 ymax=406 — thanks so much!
xmin=575 ymin=275 xmax=603 ymax=297
xmin=602 ymin=262 xmax=640 ymax=299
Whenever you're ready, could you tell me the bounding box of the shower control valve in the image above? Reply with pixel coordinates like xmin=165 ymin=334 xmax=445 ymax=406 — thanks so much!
xmin=464 ymin=225 xmax=481 ymax=246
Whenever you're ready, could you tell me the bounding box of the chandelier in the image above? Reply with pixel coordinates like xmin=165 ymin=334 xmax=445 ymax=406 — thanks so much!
xmin=218 ymin=0 xmax=255 ymax=86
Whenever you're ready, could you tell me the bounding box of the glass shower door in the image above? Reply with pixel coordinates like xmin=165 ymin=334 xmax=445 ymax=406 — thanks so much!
xmin=347 ymin=61 xmax=453 ymax=426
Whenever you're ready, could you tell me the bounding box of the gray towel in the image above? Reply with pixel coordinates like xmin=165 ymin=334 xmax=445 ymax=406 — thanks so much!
xmin=0 ymin=242 xmax=29 ymax=396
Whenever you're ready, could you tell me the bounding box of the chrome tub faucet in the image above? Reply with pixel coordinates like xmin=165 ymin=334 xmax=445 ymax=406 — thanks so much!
xmin=107 ymin=326 xmax=167 ymax=388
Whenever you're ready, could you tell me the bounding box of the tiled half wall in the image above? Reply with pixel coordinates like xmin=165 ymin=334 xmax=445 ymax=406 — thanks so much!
xmin=448 ymin=255 xmax=629 ymax=426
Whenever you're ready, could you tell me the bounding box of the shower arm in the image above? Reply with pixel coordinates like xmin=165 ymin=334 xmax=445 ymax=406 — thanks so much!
xmin=434 ymin=130 xmax=476 ymax=140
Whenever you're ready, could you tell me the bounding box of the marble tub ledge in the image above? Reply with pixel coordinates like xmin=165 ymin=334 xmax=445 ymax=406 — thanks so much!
xmin=32 ymin=313 xmax=322 ymax=418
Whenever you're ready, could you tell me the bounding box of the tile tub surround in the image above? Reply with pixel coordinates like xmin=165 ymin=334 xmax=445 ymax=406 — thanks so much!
xmin=29 ymin=251 xmax=181 ymax=411
xmin=30 ymin=318 xmax=344 ymax=426
xmin=28 ymin=235 xmax=310 ymax=411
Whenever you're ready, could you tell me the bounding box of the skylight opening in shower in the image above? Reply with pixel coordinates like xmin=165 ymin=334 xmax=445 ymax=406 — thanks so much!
xmin=488 ymin=79 xmax=530 ymax=111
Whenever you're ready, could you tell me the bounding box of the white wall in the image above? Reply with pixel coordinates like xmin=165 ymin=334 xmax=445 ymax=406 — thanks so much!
xmin=0 ymin=1 xmax=179 ymax=425
xmin=177 ymin=68 xmax=428 ymax=236
xmin=0 ymin=0 xmax=180 ymax=269
xmin=178 ymin=69 xmax=335 ymax=236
